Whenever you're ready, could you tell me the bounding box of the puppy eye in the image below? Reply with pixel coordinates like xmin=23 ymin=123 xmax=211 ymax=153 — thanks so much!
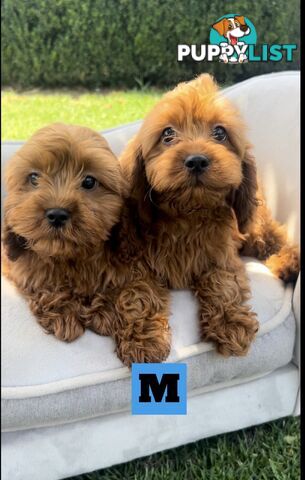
xmin=81 ymin=175 xmax=98 ymax=190
xmin=161 ymin=127 xmax=177 ymax=145
xmin=28 ymin=172 xmax=40 ymax=187
xmin=235 ymin=22 xmax=240 ymax=27
xmin=212 ymin=126 xmax=227 ymax=142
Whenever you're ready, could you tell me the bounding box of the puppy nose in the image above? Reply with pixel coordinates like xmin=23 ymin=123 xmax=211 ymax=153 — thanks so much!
xmin=184 ymin=155 xmax=210 ymax=174
xmin=45 ymin=208 xmax=70 ymax=228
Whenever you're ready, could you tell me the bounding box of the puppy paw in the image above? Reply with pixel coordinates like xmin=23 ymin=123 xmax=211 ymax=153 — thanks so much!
xmin=218 ymin=310 xmax=258 ymax=356
xmin=116 ymin=315 xmax=171 ymax=367
xmin=36 ymin=311 xmax=85 ymax=342
xmin=52 ymin=314 xmax=85 ymax=342
xmin=52 ymin=317 xmax=85 ymax=342
xmin=266 ymin=245 xmax=300 ymax=284
xmin=29 ymin=294 xmax=85 ymax=342
xmin=202 ymin=308 xmax=259 ymax=357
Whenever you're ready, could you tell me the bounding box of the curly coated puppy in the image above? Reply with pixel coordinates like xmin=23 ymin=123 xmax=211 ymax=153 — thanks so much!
xmin=117 ymin=73 xmax=299 ymax=359
xmin=2 ymin=122 xmax=172 ymax=366
xmin=2 ymin=123 xmax=126 ymax=343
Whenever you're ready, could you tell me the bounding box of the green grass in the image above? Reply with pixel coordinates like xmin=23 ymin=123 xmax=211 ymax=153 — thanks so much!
xmin=66 ymin=417 xmax=300 ymax=480
xmin=1 ymin=89 xmax=163 ymax=141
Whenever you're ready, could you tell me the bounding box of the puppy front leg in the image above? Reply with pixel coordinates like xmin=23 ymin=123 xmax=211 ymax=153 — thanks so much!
xmin=114 ymin=279 xmax=171 ymax=367
xmin=28 ymin=291 xmax=85 ymax=342
xmin=192 ymin=264 xmax=258 ymax=356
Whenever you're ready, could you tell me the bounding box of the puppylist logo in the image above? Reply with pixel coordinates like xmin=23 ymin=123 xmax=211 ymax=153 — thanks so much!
xmin=178 ymin=14 xmax=297 ymax=64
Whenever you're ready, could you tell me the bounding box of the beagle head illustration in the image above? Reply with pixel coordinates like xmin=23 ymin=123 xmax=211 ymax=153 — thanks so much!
xmin=212 ymin=16 xmax=250 ymax=45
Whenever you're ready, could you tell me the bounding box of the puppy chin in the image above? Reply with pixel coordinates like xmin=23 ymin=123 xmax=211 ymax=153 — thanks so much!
xmin=152 ymin=183 xmax=227 ymax=216
xmin=30 ymin=237 xmax=79 ymax=258
xmin=150 ymin=169 xmax=238 ymax=210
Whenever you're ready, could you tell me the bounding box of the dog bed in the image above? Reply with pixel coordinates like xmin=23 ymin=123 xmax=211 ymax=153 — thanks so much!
xmin=1 ymin=257 xmax=295 ymax=432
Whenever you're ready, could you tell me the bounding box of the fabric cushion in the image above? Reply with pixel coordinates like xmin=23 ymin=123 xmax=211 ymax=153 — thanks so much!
xmin=2 ymin=258 xmax=295 ymax=432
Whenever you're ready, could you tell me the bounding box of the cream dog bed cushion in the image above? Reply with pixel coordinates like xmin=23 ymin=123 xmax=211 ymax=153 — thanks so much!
xmin=2 ymin=258 xmax=295 ymax=432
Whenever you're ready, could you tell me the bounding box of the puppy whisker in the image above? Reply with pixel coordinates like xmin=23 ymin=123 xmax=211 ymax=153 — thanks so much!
xmin=144 ymin=187 xmax=159 ymax=208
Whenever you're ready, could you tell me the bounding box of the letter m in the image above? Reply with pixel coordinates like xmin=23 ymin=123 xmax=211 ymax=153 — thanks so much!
xmin=139 ymin=373 xmax=180 ymax=403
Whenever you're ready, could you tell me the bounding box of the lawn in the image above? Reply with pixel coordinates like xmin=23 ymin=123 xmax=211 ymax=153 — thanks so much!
xmin=1 ymin=89 xmax=163 ymax=141
xmin=67 ymin=417 xmax=299 ymax=480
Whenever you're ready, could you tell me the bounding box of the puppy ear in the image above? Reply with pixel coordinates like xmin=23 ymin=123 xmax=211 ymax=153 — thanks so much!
xmin=235 ymin=15 xmax=245 ymax=25
xmin=129 ymin=148 xmax=155 ymax=226
xmin=2 ymin=226 xmax=28 ymax=261
xmin=212 ymin=18 xmax=227 ymax=36
xmin=228 ymin=150 xmax=258 ymax=232
xmin=120 ymin=136 xmax=155 ymax=227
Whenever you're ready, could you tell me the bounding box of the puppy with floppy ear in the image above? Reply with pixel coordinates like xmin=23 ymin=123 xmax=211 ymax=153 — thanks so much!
xmin=2 ymin=123 xmax=127 ymax=342
xmin=118 ymin=74 xmax=258 ymax=356
xmin=119 ymin=73 xmax=299 ymax=357
xmin=2 ymin=122 xmax=172 ymax=366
